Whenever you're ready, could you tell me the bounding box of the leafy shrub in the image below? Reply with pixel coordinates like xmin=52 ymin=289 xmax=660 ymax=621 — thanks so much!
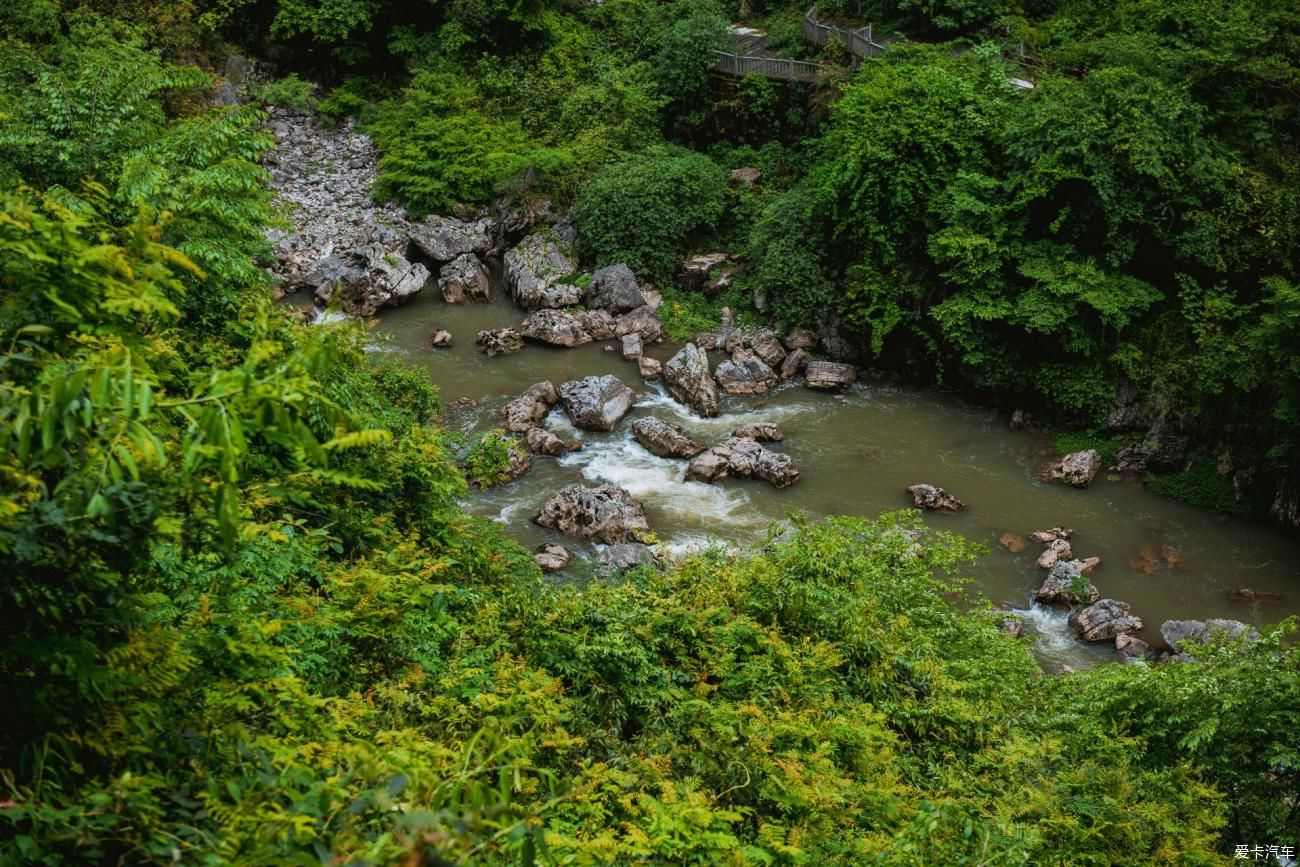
xmin=250 ymin=72 xmax=319 ymax=113
xmin=462 ymin=429 xmax=523 ymax=487
xmin=1146 ymin=458 xmax=1255 ymax=516
xmin=573 ymin=145 xmax=727 ymax=280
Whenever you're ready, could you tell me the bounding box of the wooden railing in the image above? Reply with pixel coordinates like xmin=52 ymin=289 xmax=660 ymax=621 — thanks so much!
xmin=802 ymin=6 xmax=885 ymax=61
xmin=714 ymin=51 xmax=830 ymax=82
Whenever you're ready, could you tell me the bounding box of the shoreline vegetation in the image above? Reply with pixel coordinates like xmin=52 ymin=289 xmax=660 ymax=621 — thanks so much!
xmin=2 ymin=0 xmax=1298 ymax=863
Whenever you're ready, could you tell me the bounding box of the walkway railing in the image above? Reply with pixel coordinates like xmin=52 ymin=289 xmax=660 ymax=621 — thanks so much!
xmin=714 ymin=51 xmax=830 ymax=82
xmin=802 ymin=6 xmax=886 ymax=60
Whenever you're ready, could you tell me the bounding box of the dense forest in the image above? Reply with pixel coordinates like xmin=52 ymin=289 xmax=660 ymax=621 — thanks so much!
xmin=2 ymin=0 xmax=1299 ymax=863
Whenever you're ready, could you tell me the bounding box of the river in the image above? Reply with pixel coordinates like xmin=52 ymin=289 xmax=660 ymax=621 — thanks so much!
xmin=342 ymin=283 xmax=1300 ymax=670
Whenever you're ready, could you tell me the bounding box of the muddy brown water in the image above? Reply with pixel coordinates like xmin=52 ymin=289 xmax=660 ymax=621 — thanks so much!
xmin=322 ymin=282 xmax=1300 ymax=670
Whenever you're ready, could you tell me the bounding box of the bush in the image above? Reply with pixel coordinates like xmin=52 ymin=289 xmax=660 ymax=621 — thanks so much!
xmin=572 ymin=144 xmax=727 ymax=281
xmin=250 ymin=72 xmax=319 ymax=113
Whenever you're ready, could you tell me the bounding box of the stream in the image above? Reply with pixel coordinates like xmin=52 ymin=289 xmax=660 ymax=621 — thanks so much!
xmin=340 ymin=283 xmax=1300 ymax=671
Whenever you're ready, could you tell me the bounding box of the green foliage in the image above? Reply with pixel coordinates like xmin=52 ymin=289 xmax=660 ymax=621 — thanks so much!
xmin=1146 ymin=458 xmax=1254 ymax=517
xmin=652 ymin=6 xmax=729 ymax=126
xmin=462 ymin=428 xmax=523 ymax=487
xmin=368 ymin=67 xmax=576 ymax=217
xmin=249 ymin=72 xmax=319 ymax=113
xmin=573 ymin=145 xmax=727 ymax=280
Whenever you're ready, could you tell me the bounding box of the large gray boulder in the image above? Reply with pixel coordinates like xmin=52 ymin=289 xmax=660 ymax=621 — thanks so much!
xmin=687 ymin=437 xmax=800 ymax=489
xmin=559 ymin=375 xmax=635 ymax=431
xmin=714 ymin=352 xmax=777 ymax=396
xmin=408 ymin=215 xmax=491 ymax=263
xmin=437 ymin=253 xmax=490 ymax=303
xmin=500 ymin=381 xmax=559 ymax=432
xmin=524 ymin=426 xmax=569 ymax=456
xmin=1044 ymin=449 xmax=1102 ymax=488
xmin=631 ymin=418 xmax=706 ymax=459
xmin=573 ymin=309 xmax=616 ymax=340
xmin=804 ymin=361 xmax=857 ymax=391
xmin=534 ymin=483 xmax=652 ymax=544
xmin=1160 ymin=619 xmax=1260 ymax=655
xmin=504 ymin=232 xmax=581 ymax=309
xmin=596 ymin=543 xmax=660 ymax=577
xmin=1069 ymin=599 xmax=1143 ymax=643
xmin=519 ymin=309 xmax=593 ymax=348
xmin=585 ymin=264 xmax=646 ymax=314
xmin=313 ymin=243 xmax=430 ymax=316
xmin=733 ymin=422 xmax=784 ymax=442
xmin=664 ymin=343 xmax=719 ymax=417
xmin=780 ymin=348 xmax=811 ymax=380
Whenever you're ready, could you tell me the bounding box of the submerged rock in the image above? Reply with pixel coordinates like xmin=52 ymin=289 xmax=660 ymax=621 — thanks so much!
xmin=664 ymin=343 xmax=719 ymax=418
xmin=906 ymin=484 xmax=964 ymax=512
xmin=632 ymin=418 xmax=706 ymax=459
xmin=437 ymin=253 xmax=490 ymax=303
xmin=998 ymin=532 xmax=1029 ymax=553
xmin=476 ymin=328 xmax=523 ymax=357
xmin=559 ymin=375 xmax=635 ymax=431
xmin=534 ymin=483 xmax=652 ymax=544
xmin=1044 ymin=449 xmax=1102 ymax=488
xmin=596 ymin=543 xmax=659 ymax=577
xmin=1069 ymin=598 xmax=1143 ymax=643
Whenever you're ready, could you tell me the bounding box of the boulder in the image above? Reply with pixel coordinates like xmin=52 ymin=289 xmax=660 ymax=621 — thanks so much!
xmin=437 ymin=253 xmax=490 ymax=303
xmin=573 ymin=309 xmax=616 ymax=340
xmin=1030 ymin=527 xmax=1073 ymax=544
xmin=534 ymin=543 xmax=572 ymax=573
xmin=504 ymin=232 xmax=580 ymax=309
xmin=1113 ymin=423 xmax=1190 ymax=474
xmin=500 ymin=381 xmax=558 ymax=432
xmin=408 ymin=215 xmax=491 ymax=263
xmin=428 ymin=329 xmax=453 ymax=348
xmin=615 ymin=306 xmax=664 ymax=343
xmin=1069 ymin=599 xmax=1143 ymax=643
xmin=906 ymin=484 xmax=964 ymax=512
xmin=780 ymin=349 xmax=811 ymax=380
xmin=475 ymin=328 xmax=524 ymax=357
xmin=817 ymin=314 xmax=857 ymax=360
xmin=524 ymin=426 xmax=569 ymax=456
xmin=585 ymin=264 xmax=646 ymax=314
xmin=519 ymin=309 xmax=593 ymax=348
xmin=693 ymin=329 xmax=731 ymax=351
xmin=1160 ymin=619 xmax=1260 ymax=654
xmin=313 ymin=243 xmax=430 ymax=316
xmin=677 ymin=252 xmax=730 ymax=294
xmin=714 ymin=352 xmax=777 ymax=395
xmin=749 ymin=329 xmax=788 ymax=369
xmin=783 ymin=328 xmax=817 ymax=351
xmin=596 ymin=543 xmax=659 ymax=577
xmin=534 ymin=483 xmax=652 ymax=544
xmin=1035 ymin=560 xmax=1100 ymax=605
xmin=999 ymin=615 xmax=1024 ymax=639
xmin=503 ymin=446 xmax=532 ymax=483
xmin=1044 ymin=449 xmax=1102 ymax=489
xmin=638 ymin=356 xmax=662 ymax=380
xmin=1036 ymin=538 xmax=1073 ymax=569
xmin=1115 ymin=633 xmax=1150 ymax=661
xmin=664 ymin=344 xmax=719 ymax=417
xmin=804 ymin=361 xmax=857 ymax=391
xmin=688 ymin=437 xmax=800 ymax=489
xmin=559 ymin=375 xmax=635 ymax=431
xmin=729 ymin=167 xmax=761 ymax=186
xmin=733 ymin=422 xmax=784 ymax=442
xmin=621 ymin=333 xmax=643 ymax=360
xmin=631 ymin=418 xmax=706 ymax=459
